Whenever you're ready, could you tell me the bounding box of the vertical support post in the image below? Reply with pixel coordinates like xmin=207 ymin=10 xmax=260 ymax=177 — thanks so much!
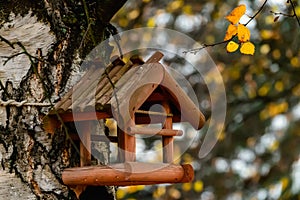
xmin=79 ymin=121 xmax=92 ymax=166
xmin=118 ymin=117 xmax=136 ymax=162
xmin=162 ymin=101 xmax=173 ymax=163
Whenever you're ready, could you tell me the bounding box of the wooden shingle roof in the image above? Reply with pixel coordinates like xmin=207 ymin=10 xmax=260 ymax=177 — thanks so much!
xmin=46 ymin=51 xmax=205 ymax=131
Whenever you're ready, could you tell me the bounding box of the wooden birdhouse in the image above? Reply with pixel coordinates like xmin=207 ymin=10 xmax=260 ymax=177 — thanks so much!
xmin=43 ymin=51 xmax=205 ymax=189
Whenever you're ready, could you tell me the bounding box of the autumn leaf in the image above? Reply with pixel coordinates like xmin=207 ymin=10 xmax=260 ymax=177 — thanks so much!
xmin=226 ymin=41 xmax=239 ymax=53
xmin=237 ymin=24 xmax=250 ymax=42
xmin=225 ymin=4 xmax=246 ymax=24
xmin=240 ymin=41 xmax=255 ymax=55
xmin=224 ymin=24 xmax=238 ymax=41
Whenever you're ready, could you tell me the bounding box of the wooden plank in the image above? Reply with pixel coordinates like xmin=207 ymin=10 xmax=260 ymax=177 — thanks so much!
xmin=64 ymin=58 xmax=124 ymax=112
xmin=71 ymin=67 xmax=105 ymax=112
xmin=94 ymin=51 xmax=163 ymax=107
xmin=69 ymin=59 xmax=121 ymax=111
xmin=50 ymin=67 xmax=98 ymax=114
xmin=145 ymin=51 xmax=164 ymax=63
xmin=162 ymin=101 xmax=174 ymax=163
xmin=161 ymin=71 xmax=206 ymax=130
xmin=63 ymin=67 xmax=105 ymax=112
xmin=62 ymin=163 xmax=194 ymax=186
xmin=109 ymin=63 xmax=165 ymax=128
xmin=95 ymin=60 xmax=134 ymax=105
xmin=81 ymin=64 xmax=123 ymax=108
xmin=127 ymin=126 xmax=183 ymax=136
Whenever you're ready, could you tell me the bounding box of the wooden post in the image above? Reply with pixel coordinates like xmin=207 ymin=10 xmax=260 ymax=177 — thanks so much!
xmin=118 ymin=117 xmax=136 ymax=162
xmin=79 ymin=121 xmax=92 ymax=166
xmin=162 ymin=101 xmax=173 ymax=163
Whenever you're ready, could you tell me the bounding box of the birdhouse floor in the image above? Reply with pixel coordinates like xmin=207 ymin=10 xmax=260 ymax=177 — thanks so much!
xmin=62 ymin=162 xmax=194 ymax=186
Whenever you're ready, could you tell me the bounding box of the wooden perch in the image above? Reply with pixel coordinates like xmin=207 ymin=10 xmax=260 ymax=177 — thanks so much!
xmin=62 ymin=162 xmax=194 ymax=186
xmin=127 ymin=126 xmax=183 ymax=136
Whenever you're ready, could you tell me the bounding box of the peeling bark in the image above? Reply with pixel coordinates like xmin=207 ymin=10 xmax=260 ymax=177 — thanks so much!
xmin=0 ymin=0 xmax=127 ymax=199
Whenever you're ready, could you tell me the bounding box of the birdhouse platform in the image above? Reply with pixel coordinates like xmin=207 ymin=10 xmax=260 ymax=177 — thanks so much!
xmin=43 ymin=51 xmax=205 ymax=188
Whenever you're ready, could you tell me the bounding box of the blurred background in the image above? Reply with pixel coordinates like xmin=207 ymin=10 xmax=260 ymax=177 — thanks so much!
xmin=109 ymin=0 xmax=300 ymax=199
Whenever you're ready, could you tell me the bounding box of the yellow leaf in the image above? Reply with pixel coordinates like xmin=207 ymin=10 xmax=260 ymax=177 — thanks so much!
xmin=225 ymin=4 xmax=246 ymax=24
xmin=237 ymin=24 xmax=250 ymax=42
xmin=240 ymin=42 xmax=255 ymax=55
xmin=224 ymin=24 xmax=238 ymax=41
xmin=226 ymin=41 xmax=239 ymax=53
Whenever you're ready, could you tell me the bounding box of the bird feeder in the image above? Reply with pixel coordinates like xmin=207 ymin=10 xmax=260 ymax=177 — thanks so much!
xmin=43 ymin=51 xmax=205 ymax=188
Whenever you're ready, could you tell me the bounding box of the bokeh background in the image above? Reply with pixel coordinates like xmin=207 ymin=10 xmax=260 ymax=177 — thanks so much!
xmin=110 ymin=0 xmax=300 ymax=199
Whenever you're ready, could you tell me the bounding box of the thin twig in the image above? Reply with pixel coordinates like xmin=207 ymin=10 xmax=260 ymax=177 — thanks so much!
xmin=289 ymin=0 xmax=300 ymax=27
xmin=270 ymin=10 xmax=294 ymax=18
xmin=0 ymin=39 xmax=48 ymax=66
xmin=0 ymin=35 xmax=15 ymax=49
xmin=245 ymin=0 xmax=268 ymax=26
xmin=183 ymin=39 xmax=230 ymax=54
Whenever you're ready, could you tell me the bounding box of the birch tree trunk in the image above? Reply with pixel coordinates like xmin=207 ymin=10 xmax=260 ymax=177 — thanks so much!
xmin=0 ymin=1 xmax=127 ymax=199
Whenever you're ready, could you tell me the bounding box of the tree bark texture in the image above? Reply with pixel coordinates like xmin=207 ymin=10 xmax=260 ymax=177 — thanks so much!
xmin=0 ymin=0 xmax=127 ymax=199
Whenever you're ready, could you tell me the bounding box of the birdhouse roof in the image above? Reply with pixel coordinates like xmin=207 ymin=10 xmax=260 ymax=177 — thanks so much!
xmin=46 ymin=51 xmax=205 ymax=131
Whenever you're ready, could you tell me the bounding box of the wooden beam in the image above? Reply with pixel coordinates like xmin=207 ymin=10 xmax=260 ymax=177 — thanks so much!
xmin=134 ymin=114 xmax=181 ymax=125
xmin=78 ymin=121 xmax=92 ymax=167
xmin=118 ymin=117 xmax=136 ymax=162
xmin=145 ymin=51 xmax=164 ymax=63
xmin=127 ymin=126 xmax=183 ymax=136
xmin=62 ymin=162 xmax=194 ymax=186
xmin=135 ymin=109 xmax=173 ymax=117
xmin=162 ymin=101 xmax=173 ymax=163
xmin=59 ymin=111 xmax=112 ymax=122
